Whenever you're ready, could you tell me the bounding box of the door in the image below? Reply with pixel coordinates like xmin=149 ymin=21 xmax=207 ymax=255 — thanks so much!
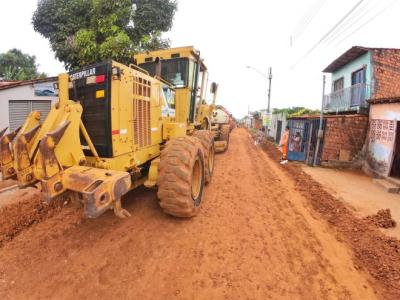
xmin=287 ymin=119 xmax=308 ymax=161
xmin=390 ymin=122 xmax=400 ymax=177
xmin=9 ymin=100 xmax=51 ymax=131
xmin=275 ymin=120 xmax=282 ymax=143
xmin=351 ymin=68 xmax=366 ymax=106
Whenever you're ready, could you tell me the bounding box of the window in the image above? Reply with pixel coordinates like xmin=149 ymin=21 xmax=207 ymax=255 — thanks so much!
xmin=333 ymin=77 xmax=344 ymax=92
xmin=351 ymin=67 xmax=366 ymax=85
xmin=139 ymin=58 xmax=189 ymax=88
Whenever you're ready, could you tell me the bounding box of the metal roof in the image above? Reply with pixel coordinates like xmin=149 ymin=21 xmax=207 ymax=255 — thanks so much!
xmin=323 ymin=46 xmax=400 ymax=73
xmin=323 ymin=46 xmax=370 ymax=73
xmin=0 ymin=76 xmax=57 ymax=91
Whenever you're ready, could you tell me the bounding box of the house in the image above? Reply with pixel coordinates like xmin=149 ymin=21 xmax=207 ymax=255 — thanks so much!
xmin=323 ymin=46 xmax=400 ymax=176
xmin=0 ymin=77 xmax=58 ymax=132
xmin=322 ymin=46 xmax=374 ymax=114
xmin=321 ymin=47 xmax=400 ymax=166
xmin=366 ymin=97 xmax=400 ymax=177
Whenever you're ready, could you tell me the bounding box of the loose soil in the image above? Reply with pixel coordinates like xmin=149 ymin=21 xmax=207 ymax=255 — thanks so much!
xmin=0 ymin=188 xmax=77 ymax=247
xmin=0 ymin=179 xmax=17 ymax=190
xmin=0 ymin=128 xmax=397 ymax=299
xmin=261 ymin=139 xmax=400 ymax=299
xmin=365 ymin=209 xmax=396 ymax=229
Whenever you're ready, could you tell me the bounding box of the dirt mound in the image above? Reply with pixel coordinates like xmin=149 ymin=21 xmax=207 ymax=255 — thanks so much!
xmin=260 ymin=139 xmax=400 ymax=299
xmin=0 ymin=179 xmax=17 ymax=190
xmin=0 ymin=189 xmax=66 ymax=247
xmin=365 ymin=209 xmax=396 ymax=228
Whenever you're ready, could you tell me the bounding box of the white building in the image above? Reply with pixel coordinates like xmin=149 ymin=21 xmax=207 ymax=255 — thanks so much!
xmin=0 ymin=77 xmax=58 ymax=132
xmin=268 ymin=112 xmax=287 ymax=143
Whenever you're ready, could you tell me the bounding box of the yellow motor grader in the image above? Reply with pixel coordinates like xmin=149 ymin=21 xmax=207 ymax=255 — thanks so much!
xmin=135 ymin=47 xmax=227 ymax=151
xmin=0 ymin=46 xmax=217 ymax=219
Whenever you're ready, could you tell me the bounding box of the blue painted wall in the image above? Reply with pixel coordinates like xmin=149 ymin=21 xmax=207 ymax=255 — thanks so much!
xmin=331 ymin=52 xmax=372 ymax=98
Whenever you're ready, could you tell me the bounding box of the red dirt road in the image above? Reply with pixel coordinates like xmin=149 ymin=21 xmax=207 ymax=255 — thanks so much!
xmin=0 ymin=129 xmax=382 ymax=299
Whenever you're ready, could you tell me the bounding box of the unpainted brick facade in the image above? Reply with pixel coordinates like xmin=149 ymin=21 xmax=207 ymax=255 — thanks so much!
xmin=371 ymin=49 xmax=400 ymax=99
xmin=321 ymin=115 xmax=369 ymax=161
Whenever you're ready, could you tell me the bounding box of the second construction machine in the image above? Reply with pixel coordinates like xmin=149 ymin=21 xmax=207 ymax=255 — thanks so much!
xmin=0 ymin=46 xmax=217 ymax=218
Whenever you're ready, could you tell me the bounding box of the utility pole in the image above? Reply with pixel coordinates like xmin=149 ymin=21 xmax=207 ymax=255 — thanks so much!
xmin=313 ymin=75 xmax=326 ymax=167
xmin=267 ymin=67 xmax=272 ymax=114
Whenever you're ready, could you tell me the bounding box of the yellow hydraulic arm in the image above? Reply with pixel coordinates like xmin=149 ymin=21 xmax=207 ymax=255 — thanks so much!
xmin=1 ymin=74 xmax=132 ymax=218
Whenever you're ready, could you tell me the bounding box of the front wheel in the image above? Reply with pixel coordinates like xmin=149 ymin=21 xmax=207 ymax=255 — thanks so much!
xmin=157 ymin=136 xmax=206 ymax=217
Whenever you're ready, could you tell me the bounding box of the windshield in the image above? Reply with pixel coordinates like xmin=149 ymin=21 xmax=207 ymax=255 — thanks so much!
xmin=139 ymin=58 xmax=189 ymax=88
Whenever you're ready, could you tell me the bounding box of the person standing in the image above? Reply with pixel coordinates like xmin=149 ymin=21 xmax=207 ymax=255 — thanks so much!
xmin=279 ymin=126 xmax=290 ymax=164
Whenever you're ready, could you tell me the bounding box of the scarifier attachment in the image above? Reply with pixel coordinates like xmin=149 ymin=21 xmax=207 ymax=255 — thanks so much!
xmin=13 ymin=124 xmax=41 ymax=187
xmin=37 ymin=120 xmax=131 ymax=218
xmin=0 ymin=127 xmax=20 ymax=179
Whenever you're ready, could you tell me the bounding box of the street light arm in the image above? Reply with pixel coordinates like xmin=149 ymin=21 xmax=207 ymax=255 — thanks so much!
xmin=246 ymin=65 xmax=269 ymax=79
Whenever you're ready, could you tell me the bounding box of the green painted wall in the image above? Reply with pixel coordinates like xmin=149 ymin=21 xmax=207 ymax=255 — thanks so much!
xmin=331 ymin=51 xmax=372 ymax=97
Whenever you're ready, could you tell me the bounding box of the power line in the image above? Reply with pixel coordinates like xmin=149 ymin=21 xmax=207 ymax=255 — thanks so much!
xmin=335 ymin=0 xmax=397 ymax=46
xmin=324 ymin=0 xmax=377 ymax=46
xmin=291 ymin=0 xmax=328 ymax=46
xmin=291 ymin=0 xmax=366 ymax=68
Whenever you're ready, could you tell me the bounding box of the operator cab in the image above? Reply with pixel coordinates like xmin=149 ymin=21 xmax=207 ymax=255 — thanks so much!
xmin=135 ymin=46 xmax=208 ymax=123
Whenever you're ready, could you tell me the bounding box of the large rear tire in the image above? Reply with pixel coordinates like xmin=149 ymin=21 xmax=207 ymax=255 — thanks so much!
xmin=157 ymin=136 xmax=205 ymax=217
xmin=220 ymin=125 xmax=230 ymax=152
xmin=192 ymin=130 xmax=215 ymax=184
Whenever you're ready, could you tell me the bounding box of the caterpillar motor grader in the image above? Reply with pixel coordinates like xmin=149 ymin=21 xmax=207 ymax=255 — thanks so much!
xmin=0 ymin=46 xmax=217 ymax=218
xmin=211 ymin=105 xmax=233 ymax=152
xmin=135 ymin=47 xmax=228 ymax=152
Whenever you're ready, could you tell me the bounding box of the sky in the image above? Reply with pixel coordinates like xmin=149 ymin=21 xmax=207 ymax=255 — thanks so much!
xmin=1 ymin=0 xmax=400 ymax=118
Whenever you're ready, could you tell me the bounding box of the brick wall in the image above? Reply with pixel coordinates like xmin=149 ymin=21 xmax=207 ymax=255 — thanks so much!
xmin=321 ymin=115 xmax=368 ymax=161
xmin=371 ymin=49 xmax=400 ymax=99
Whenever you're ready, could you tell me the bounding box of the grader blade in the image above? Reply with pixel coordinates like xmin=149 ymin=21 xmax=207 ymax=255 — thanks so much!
xmin=13 ymin=124 xmax=41 ymax=187
xmin=0 ymin=127 xmax=21 ymax=179
xmin=214 ymin=140 xmax=227 ymax=153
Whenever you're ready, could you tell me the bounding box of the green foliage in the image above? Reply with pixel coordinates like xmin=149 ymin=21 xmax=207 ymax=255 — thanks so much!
xmin=0 ymin=49 xmax=44 ymax=80
xmin=273 ymin=106 xmax=320 ymax=118
xmin=252 ymin=111 xmax=261 ymax=120
xmin=32 ymin=0 xmax=177 ymax=70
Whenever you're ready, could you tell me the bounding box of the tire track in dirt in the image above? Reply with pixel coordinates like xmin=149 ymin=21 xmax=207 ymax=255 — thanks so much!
xmin=260 ymin=135 xmax=400 ymax=299
xmin=0 ymin=128 xmax=378 ymax=299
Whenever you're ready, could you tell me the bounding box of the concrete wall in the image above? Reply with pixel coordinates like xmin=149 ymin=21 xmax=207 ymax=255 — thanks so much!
xmin=0 ymin=82 xmax=57 ymax=132
xmin=366 ymin=103 xmax=400 ymax=176
xmin=371 ymin=49 xmax=400 ymax=99
xmin=332 ymin=52 xmax=372 ymax=98
xmin=322 ymin=115 xmax=368 ymax=161
xmin=269 ymin=112 xmax=287 ymax=142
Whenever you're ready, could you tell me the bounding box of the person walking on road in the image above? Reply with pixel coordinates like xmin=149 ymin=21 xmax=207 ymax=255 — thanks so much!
xmin=279 ymin=126 xmax=289 ymax=164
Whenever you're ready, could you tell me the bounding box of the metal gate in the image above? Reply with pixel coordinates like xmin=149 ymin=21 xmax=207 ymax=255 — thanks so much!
xmin=287 ymin=118 xmax=326 ymax=165
xmin=9 ymin=100 xmax=51 ymax=131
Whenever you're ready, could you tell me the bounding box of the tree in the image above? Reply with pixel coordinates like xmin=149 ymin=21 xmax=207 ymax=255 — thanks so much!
xmin=32 ymin=0 xmax=177 ymax=70
xmin=252 ymin=111 xmax=261 ymax=120
xmin=0 ymin=49 xmax=44 ymax=80
xmin=273 ymin=106 xmax=320 ymax=117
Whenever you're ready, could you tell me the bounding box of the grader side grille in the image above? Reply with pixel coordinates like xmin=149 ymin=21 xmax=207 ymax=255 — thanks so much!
xmin=133 ymin=77 xmax=151 ymax=148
